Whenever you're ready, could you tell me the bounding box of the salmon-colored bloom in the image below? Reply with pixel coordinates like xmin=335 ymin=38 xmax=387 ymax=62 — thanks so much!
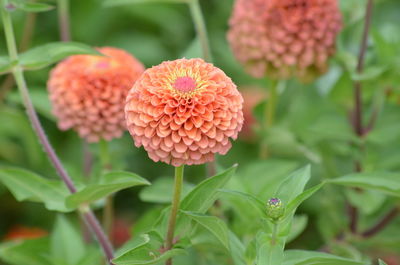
xmin=227 ymin=0 xmax=342 ymax=82
xmin=125 ymin=58 xmax=244 ymax=167
xmin=48 ymin=47 xmax=145 ymax=142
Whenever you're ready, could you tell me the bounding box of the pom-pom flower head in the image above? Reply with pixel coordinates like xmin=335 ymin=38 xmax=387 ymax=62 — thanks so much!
xmin=227 ymin=0 xmax=342 ymax=82
xmin=48 ymin=47 xmax=145 ymax=142
xmin=125 ymin=58 xmax=244 ymax=167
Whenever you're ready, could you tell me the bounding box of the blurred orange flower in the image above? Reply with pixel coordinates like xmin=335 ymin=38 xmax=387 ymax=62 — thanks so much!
xmin=48 ymin=47 xmax=145 ymax=142
xmin=3 ymin=226 xmax=47 ymax=241
xmin=125 ymin=58 xmax=244 ymax=166
xmin=239 ymin=87 xmax=264 ymax=140
xmin=227 ymin=0 xmax=342 ymax=82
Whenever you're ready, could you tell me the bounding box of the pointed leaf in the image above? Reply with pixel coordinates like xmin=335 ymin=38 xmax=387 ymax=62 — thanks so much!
xmin=66 ymin=171 xmax=150 ymax=208
xmin=275 ymin=165 xmax=311 ymax=205
xmin=182 ymin=211 xmax=230 ymax=250
xmin=113 ymin=233 xmax=186 ymax=265
xmin=219 ymin=189 xmax=265 ymax=217
xmin=51 ymin=215 xmax=85 ymax=265
xmin=283 ymin=250 xmax=364 ymax=265
xmin=286 ymin=183 xmax=324 ymax=215
xmin=180 ymin=165 xmax=237 ymax=213
xmin=0 ymin=56 xmax=15 ymax=74
xmin=0 ymin=167 xmax=70 ymax=212
xmin=19 ymin=42 xmax=101 ymax=70
xmin=379 ymin=259 xmax=388 ymax=265
xmin=329 ymin=172 xmax=400 ymax=197
xmin=16 ymin=2 xmax=54 ymax=12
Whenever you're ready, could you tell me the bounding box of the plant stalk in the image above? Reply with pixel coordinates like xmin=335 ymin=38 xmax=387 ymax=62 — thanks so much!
xmin=188 ymin=0 xmax=211 ymax=62
xmin=362 ymin=207 xmax=399 ymax=238
xmin=57 ymin=0 xmax=71 ymax=42
xmin=99 ymin=140 xmax=114 ymax=242
xmin=1 ymin=6 xmax=114 ymax=263
xmin=165 ymin=165 xmax=184 ymax=265
xmin=348 ymin=0 xmax=374 ymax=234
xmin=271 ymin=222 xmax=279 ymax=245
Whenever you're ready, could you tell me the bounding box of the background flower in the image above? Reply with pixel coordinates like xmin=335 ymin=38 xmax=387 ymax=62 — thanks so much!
xmin=227 ymin=0 xmax=342 ymax=82
xmin=125 ymin=58 xmax=244 ymax=167
xmin=48 ymin=47 xmax=145 ymax=142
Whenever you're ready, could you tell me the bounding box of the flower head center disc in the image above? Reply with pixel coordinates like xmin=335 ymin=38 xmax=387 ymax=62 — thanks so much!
xmin=173 ymin=76 xmax=197 ymax=93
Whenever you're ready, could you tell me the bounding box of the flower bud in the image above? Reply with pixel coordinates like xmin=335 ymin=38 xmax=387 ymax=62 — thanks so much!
xmin=266 ymin=198 xmax=285 ymax=221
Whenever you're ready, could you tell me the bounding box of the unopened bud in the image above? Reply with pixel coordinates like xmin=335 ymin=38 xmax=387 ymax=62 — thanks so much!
xmin=266 ymin=198 xmax=285 ymax=221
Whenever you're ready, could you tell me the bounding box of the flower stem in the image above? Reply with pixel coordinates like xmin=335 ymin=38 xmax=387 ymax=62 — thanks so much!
xmin=260 ymin=80 xmax=278 ymax=159
xmin=188 ymin=0 xmax=211 ymax=62
xmin=348 ymin=0 xmax=374 ymax=234
xmin=99 ymin=139 xmax=114 ymax=242
xmin=165 ymin=165 xmax=184 ymax=265
xmin=57 ymin=0 xmax=71 ymax=42
xmin=271 ymin=222 xmax=279 ymax=245
xmin=0 ymin=6 xmax=114 ymax=263
xmin=266 ymin=80 xmax=278 ymax=127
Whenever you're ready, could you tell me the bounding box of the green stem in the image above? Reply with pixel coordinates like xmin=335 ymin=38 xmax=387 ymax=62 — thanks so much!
xmin=188 ymin=0 xmax=211 ymax=62
xmin=260 ymin=80 xmax=278 ymax=158
xmin=99 ymin=139 xmax=111 ymax=171
xmin=271 ymin=222 xmax=279 ymax=245
xmin=57 ymin=0 xmax=71 ymax=42
xmin=165 ymin=165 xmax=184 ymax=265
xmin=266 ymin=80 xmax=278 ymax=127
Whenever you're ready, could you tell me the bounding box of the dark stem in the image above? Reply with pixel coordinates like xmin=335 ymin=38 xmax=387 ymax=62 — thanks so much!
xmin=0 ymin=5 xmax=114 ymax=262
xmin=362 ymin=208 xmax=399 ymax=238
xmin=82 ymin=210 xmax=115 ymax=264
xmin=348 ymin=0 xmax=374 ymax=234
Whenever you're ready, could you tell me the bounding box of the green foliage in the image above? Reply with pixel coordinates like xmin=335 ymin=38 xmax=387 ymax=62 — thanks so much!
xmin=0 ymin=167 xmax=70 ymax=212
xmin=66 ymin=171 xmax=150 ymax=209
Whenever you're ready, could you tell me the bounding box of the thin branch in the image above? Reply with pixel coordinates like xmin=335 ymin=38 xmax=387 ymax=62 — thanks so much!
xmin=362 ymin=208 xmax=399 ymax=238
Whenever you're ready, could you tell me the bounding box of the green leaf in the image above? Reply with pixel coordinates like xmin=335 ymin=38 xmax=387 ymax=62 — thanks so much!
xmin=351 ymin=66 xmax=388 ymax=81
xmin=139 ymin=177 xmax=194 ymax=204
xmin=66 ymin=171 xmax=150 ymax=209
xmin=283 ymin=250 xmax=364 ymax=265
xmin=19 ymin=42 xmax=101 ymax=70
xmin=256 ymin=232 xmax=284 ymax=265
xmin=379 ymin=259 xmax=388 ymax=265
xmin=329 ymin=172 xmax=400 ymax=197
xmin=103 ymin=0 xmax=189 ymax=7
xmin=51 ymin=215 xmax=85 ymax=265
xmin=182 ymin=211 xmax=230 ymax=250
xmin=286 ymin=215 xmax=308 ymax=243
xmin=113 ymin=233 xmax=186 ymax=265
xmin=180 ymin=165 xmax=237 ymax=213
xmin=219 ymin=189 xmax=265 ymax=217
xmin=0 ymin=238 xmax=52 ymax=265
xmin=285 ymin=183 xmax=324 ymax=216
xmin=275 ymin=165 xmax=311 ymax=205
xmin=346 ymin=189 xmax=386 ymax=215
xmin=16 ymin=2 xmax=55 ymax=12
xmin=0 ymin=167 xmax=70 ymax=212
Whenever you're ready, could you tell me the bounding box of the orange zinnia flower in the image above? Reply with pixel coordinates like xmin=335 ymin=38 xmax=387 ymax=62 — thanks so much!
xmin=3 ymin=226 xmax=47 ymax=241
xmin=227 ymin=0 xmax=342 ymax=82
xmin=125 ymin=58 xmax=244 ymax=167
xmin=48 ymin=47 xmax=145 ymax=142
